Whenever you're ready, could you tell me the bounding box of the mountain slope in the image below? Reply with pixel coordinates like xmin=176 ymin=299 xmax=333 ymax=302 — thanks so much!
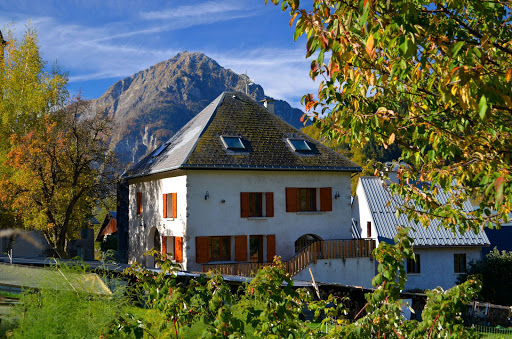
xmin=88 ymin=52 xmax=305 ymax=165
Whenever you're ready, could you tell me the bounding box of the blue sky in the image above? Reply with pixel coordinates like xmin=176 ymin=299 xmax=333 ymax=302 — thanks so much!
xmin=0 ymin=0 xmax=316 ymax=109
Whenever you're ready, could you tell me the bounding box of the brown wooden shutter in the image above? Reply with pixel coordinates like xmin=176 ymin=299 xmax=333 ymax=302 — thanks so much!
xmin=161 ymin=236 xmax=167 ymax=259
xmin=163 ymin=194 xmax=167 ymax=218
xmin=267 ymin=234 xmax=276 ymax=262
xmin=136 ymin=192 xmax=142 ymax=215
xmin=320 ymin=187 xmax=332 ymax=211
xmin=240 ymin=192 xmax=250 ymax=218
xmin=196 ymin=237 xmax=209 ymax=263
xmin=235 ymin=235 xmax=248 ymax=261
xmin=174 ymin=236 xmax=183 ymax=263
xmin=172 ymin=193 xmax=178 ymax=218
xmin=286 ymin=188 xmax=298 ymax=212
xmin=265 ymin=192 xmax=274 ymax=217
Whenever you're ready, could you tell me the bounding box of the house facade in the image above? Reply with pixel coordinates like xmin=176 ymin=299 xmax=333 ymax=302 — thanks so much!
xmin=352 ymin=175 xmax=490 ymax=290
xmin=124 ymin=92 xmax=364 ymax=273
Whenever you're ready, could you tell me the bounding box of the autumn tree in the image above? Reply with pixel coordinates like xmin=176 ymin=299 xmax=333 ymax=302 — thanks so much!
xmin=1 ymin=97 xmax=117 ymax=257
xmin=268 ymin=0 xmax=512 ymax=234
xmin=0 ymin=26 xmax=68 ymax=228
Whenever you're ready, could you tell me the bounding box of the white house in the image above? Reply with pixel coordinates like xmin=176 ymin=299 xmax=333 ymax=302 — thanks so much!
xmin=123 ymin=92 xmax=375 ymax=284
xmin=352 ymin=175 xmax=490 ymax=291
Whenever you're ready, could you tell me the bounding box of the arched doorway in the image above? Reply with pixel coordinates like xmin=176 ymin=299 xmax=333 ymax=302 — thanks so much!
xmin=295 ymin=234 xmax=322 ymax=253
xmin=146 ymin=227 xmax=161 ymax=268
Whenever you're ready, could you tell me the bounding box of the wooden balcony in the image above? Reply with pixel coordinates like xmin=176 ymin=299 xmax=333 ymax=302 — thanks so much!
xmin=202 ymin=239 xmax=376 ymax=278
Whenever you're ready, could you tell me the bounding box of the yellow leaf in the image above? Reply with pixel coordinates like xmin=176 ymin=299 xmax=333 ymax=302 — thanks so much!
xmin=366 ymin=33 xmax=375 ymax=57
xmin=506 ymin=68 xmax=512 ymax=82
xmin=388 ymin=133 xmax=396 ymax=145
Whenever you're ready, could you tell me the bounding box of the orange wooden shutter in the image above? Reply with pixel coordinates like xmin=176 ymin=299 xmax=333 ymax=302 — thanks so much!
xmin=267 ymin=234 xmax=276 ymax=262
xmin=163 ymin=194 xmax=167 ymax=218
xmin=235 ymin=235 xmax=248 ymax=261
xmin=196 ymin=237 xmax=209 ymax=263
xmin=285 ymin=188 xmax=298 ymax=212
xmin=161 ymin=236 xmax=167 ymax=259
xmin=136 ymin=192 xmax=142 ymax=215
xmin=320 ymin=187 xmax=332 ymax=211
xmin=265 ymin=192 xmax=274 ymax=217
xmin=174 ymin=236 xmax=183 ymax=263
xmin=172 ymin=193 xmax=178 ymax=218
xmin=240 ymin=192 xmax=250 ymax=218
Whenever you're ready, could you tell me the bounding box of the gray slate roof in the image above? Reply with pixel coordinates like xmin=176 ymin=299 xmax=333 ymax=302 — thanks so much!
xmin=360 ymin=177 xmax=489 ymax=247
xmin=124 ymin=92 xmax=361 ymax=178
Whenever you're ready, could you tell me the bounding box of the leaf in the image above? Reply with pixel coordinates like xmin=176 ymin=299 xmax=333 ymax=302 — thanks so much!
xmin=366 ymin=33 xmax=375 ymax=56
xmin=388 ymin=133 xmax=395 ymax=145
xmin=289 ymin=12 xmax=298 ymax=27
xmin=506 ymin=68 xmax=512 ymax=83
xmin=478 ymin=95 xmax=487 ymax=120
xmin=452 ymin=41 xmax=464 ymax=56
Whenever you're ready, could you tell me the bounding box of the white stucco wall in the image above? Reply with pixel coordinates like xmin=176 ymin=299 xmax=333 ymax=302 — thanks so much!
xmin=404 ymin=247 xmax=482 ymax=291
xmin=127 ymin=172 xmax=188 ymax=266
xmin=353 ymin=180 xmax=377 ymax=240
xmin=293 ymin=257 xmax=376 ymax=288
xmin=184 ymin=170 xmax=353 ymax=271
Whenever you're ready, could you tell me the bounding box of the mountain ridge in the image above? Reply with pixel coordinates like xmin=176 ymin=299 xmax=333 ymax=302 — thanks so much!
xmin=88 ymin=51 xmax=306 ymax=166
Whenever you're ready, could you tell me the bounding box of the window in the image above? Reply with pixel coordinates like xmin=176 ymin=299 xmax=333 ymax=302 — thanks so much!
xmin=287 ymin=138 xmax=312 ymax=152
xmin=152 ymin=143 xmax=169 ymax=158
xmin=220 ymin=135 xmax=245 ymax=150
xmin=407 ymin=255 xmax=421 ymax=274
xmin=250 ymin=235 xmax=264 ymax=262
xmin=286 ymin=187 xmax=332 ymax=212
xmin=209 ymin=236 xmax=231 ymax=261
xmin=249 ymin=193 xmax=262 ymax=217
xmin=367 ymin=221 xmax=372 ymax=238
xmin=240 ymin=192 xmax=274 ymax=218
xmin=136 ymin=192 xmax=142 ymax=215
xmin=454 ymin=254 xmax=466 ymax=273
xmin=299 ymin=188 xmax=316 ymax=211
xmin=163 ymin=193 xmax=177 ymax=218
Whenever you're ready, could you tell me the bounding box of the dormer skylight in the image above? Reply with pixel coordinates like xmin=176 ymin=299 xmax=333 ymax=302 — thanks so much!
xmin=220 ymin=135 xmax=245 ymax=150
xmin=287 ymin=138 xmax=312 ymax=152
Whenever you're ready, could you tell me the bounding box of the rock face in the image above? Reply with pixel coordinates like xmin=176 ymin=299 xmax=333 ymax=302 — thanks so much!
xmin=88 ymin=52 xmax=305 ymax=166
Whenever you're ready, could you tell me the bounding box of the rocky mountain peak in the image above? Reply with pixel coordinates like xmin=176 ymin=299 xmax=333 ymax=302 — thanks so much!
xmin=88 ymin=52 xmax=304 ymax=166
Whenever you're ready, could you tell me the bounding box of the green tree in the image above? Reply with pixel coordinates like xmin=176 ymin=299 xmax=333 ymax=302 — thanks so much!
xmin=457 ymin=248 xmax=512 ymax=305
xmin=0 ymin=97 xmax=117 ymax=258
xmin=267 ymin=0 xmax=512 ymax=234
xmin=0 ymin=26 xmax=68 ymax=229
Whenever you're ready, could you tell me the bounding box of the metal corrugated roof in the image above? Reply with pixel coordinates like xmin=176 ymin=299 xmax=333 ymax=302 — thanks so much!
xmin=360 ymin=177 xmax=489 ymax=247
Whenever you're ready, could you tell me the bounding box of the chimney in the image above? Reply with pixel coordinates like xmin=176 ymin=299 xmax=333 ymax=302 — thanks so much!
xmin=261 ymin=98 xmax=275 ymax=114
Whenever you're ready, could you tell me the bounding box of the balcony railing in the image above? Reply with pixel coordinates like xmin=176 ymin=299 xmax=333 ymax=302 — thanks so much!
xmin=202 ymin=239 xmax=376 ymax=278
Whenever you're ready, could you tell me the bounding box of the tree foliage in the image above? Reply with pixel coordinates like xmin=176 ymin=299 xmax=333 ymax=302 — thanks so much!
xmin=0 ymin=97 xmax=117 ymax=257
xmin=0 ymin=26 xmax=68 ymax=229
xmin=457 ymin=247 xmax=512 ymax=306
xmin=268 ymin=0 xmax=512 ymax=234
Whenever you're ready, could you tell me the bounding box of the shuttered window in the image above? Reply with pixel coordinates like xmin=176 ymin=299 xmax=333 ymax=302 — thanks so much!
xmin=241 ymin=192 xmax=274 ymax=218
xmin=265 ymin=192 xmax=274 ymax=217
xmin=367 ymin=221 xmax=372 ymax=238
xmin=286 ymin=187 xmax=333 ymax=212
xmin=196 ymin=237 xmax=209 ymax=263
xmin=319 ymin=187 xmax=332 ymax=211
xmin=161 ymin=236 xmax=167 ymax=259
xmin=267 ymin=234 xmax=276 ymax=262
xmin=136 ymin=192 xmax=142 ymax=215
xmin=235 ymin=235 xmax=248 ymax=261
xmin=174 ymin=236 xmax=183 ymax=263
xmin=163 ymin=193 xmax=178 ymax=218
xmin=285 ymin=188 xmax=298 ymax=212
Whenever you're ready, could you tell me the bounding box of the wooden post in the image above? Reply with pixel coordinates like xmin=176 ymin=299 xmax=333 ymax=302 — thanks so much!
xmin=309 ymin=268 xmax=321 ymax=300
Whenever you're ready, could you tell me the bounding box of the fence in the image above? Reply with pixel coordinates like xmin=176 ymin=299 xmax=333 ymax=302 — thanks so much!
xmin=203 ymin=239 xmax=375 ymax=277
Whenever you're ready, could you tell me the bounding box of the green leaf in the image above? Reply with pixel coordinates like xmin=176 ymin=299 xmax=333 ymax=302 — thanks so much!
xmin=452 ymin=41 xmax=464 ymax=56
xmin=478 ymin=95 xmax=487 ymax=120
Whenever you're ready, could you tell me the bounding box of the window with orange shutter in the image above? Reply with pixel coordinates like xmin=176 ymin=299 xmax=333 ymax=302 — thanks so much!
xmin=136 ymin=192 xmax=142 ymax=215
xmin=163 ymin=193 xmax=177 ymax=218
xmin=241 ymin=192 xmax=274 ymax=218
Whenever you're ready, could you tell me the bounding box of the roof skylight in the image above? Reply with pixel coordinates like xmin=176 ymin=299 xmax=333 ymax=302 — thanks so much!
xmin=152 ymin=143 xmax=169 ymax=158
xmin=287 ymin=138 xmax=312 ymax=152
xmin=220 ymin=136 xmax=245 ymax=150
